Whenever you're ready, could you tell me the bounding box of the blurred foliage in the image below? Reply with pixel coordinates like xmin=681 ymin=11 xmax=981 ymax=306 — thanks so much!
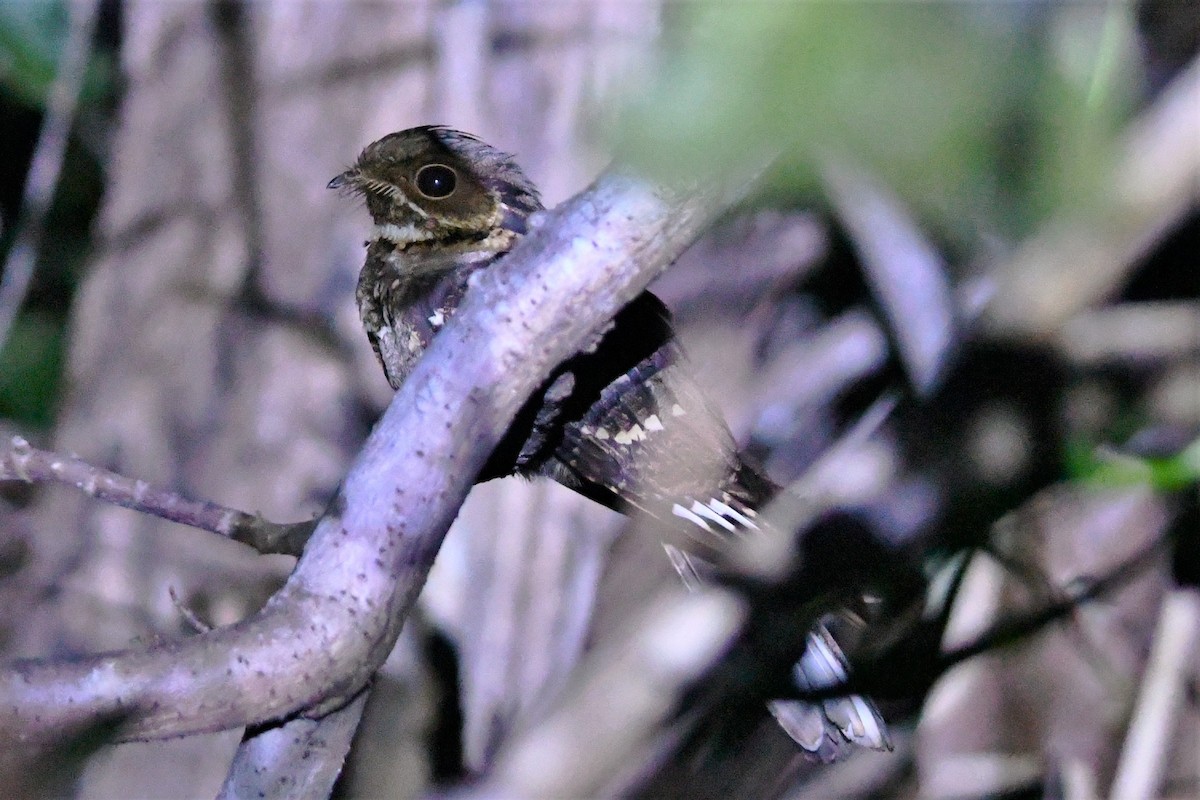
xmin=0 ymin=0 xmax=114 ymax=431
xmin=617 ymin=2 xmax=1140 ymax=249
xmin=0 ymin=310 xmax=63 ymax=427
xmin=1069 ymin=436 xmax=1200 ymax=491
xmin=0 ymin=1 xmax=111 ymax=109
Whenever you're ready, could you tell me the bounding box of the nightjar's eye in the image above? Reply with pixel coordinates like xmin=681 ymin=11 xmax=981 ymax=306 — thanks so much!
xmin=415 ymin=164 xmax=457 ymax=199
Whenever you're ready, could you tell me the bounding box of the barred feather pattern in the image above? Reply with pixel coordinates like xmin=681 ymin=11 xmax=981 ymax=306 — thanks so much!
xmin=365 ymin=252 xmax=889 ymax=757
xmin=520 ymin=296 xmax=890 ymax=759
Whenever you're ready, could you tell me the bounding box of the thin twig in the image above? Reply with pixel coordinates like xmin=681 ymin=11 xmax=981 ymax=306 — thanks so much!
xmin=778 ymin=531 xmax=1171 ymax=704
xmin=0 ymin=0 xmax=101 ymax=351
xmin=0 ymin=435 xmax=315 ymax=556
xmin=1110 ymin=589 xmax=1200 ymax=800
xmin=168 ymin=587 xmax=212 ymax=634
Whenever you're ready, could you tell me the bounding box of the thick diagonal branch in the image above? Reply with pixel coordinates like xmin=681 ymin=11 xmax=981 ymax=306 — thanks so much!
xmin=0 ymin=171 xmax=723 ymax=746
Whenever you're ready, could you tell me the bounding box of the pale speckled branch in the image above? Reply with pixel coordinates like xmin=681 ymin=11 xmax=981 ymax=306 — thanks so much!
xmin=217 ymin=690 xmax=369 ymax=800
xmin=0 ymin=435 xmax=314 ymax=557
xmin=0 ymin=169 xmax=724 ymax=747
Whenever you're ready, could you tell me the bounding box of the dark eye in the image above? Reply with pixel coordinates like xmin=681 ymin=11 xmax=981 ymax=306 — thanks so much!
xmin=415 ymin=164 xmax=457 ymax=199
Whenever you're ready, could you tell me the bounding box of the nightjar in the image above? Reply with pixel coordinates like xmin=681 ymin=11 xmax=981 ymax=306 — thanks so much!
xmin=330 ymin=126 xmax=888 ymax=759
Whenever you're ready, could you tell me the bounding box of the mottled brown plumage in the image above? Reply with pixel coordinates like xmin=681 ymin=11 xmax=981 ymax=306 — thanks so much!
xmin=332 ymin=126 xmax=888 ymax=758
xmin=330 ymin=127 xmax=540 ymax=387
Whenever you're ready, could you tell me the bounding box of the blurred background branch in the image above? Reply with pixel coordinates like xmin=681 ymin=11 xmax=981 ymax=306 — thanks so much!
xmin=0 ymin=0 xmax=98 ymax=352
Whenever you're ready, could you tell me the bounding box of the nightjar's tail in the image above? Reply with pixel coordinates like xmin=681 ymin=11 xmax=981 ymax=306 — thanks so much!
xmin=516 ymin=291 xmax=889 ymax=757
xmin=665 ymin=516 xmax=890 ymax=760
xmin=772 ymin=624 xmax=891 ymax=759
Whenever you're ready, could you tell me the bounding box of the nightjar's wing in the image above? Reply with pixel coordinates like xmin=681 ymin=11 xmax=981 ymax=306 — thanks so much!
xmin=554 ymin=335 xmax=753 ymax=527
xmin=358 ymin=254 xmax=477 ymax=391
xmin=511 ymin=291 xmax=889 ymax=757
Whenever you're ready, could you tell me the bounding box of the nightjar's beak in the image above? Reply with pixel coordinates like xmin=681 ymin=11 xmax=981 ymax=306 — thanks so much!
xmin=327 ymin=168 xmax=359 ymax=190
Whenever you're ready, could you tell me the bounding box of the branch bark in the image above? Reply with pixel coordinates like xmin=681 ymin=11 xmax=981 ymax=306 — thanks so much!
xmin=0 ymin=170 xmax=724 ymax=747
xmin=217 ymin=689 xmax=370 ymax=800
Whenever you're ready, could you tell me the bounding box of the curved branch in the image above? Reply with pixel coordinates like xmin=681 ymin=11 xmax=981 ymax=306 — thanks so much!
xmin=0 ymin=171 xmax=723 ymax=746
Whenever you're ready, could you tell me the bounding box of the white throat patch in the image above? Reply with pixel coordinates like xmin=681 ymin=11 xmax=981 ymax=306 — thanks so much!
xmin=371 ymin=222 xmax=436 ymax=248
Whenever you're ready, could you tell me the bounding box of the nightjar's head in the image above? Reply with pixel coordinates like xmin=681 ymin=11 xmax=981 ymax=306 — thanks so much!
xmin=329 ymin=126 xmax=542 ymax=254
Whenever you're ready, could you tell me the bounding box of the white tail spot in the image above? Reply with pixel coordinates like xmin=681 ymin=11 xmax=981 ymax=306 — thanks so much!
xmin=709 ymin=498 xmax=759 ymax=530
xmin=672 ymin=503 xmax=713 ymax=532
xmin=690 ymin=500 xmax=737 ymax=532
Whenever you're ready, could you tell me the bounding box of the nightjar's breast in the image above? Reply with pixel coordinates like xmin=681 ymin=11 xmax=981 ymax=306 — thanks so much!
xmin=356 ymin=246 xmax=484 ymax=390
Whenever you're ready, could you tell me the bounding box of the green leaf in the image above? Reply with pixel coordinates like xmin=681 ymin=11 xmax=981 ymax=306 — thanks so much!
xmin=0 ymin=1 xmax=112 ymax=110
xmin=0 ymin=310 xmax=63 ymax=428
